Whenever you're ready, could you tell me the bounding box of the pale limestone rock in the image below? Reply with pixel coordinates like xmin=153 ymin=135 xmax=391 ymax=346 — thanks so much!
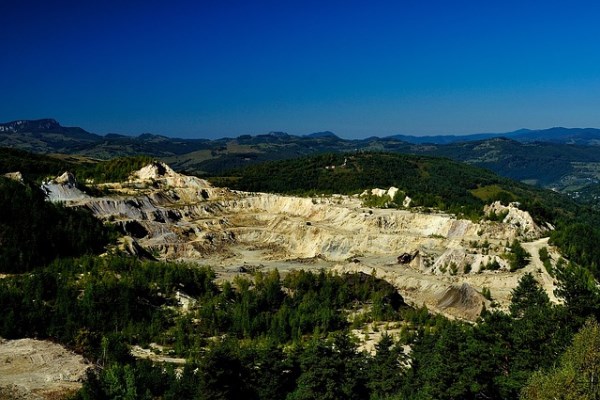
xmin=387 ymin=186 xmax=399 ymax=199
xmin=483 ymin=201 xmax=545 ymax=239
xmin=3 ymin=171 xmax=23 ymax=182
xmin=41 ymin=171 xmax=89 ymax=202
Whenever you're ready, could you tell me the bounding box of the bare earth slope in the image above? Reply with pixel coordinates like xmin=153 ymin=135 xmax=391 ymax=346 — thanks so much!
xmin=0 ymin=338 xmax=90 ymax=400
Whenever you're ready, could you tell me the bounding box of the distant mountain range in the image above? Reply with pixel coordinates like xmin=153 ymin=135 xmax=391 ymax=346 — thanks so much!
xmin=0 ymin=118 xmax=101 ymax=142
xmin=4 ymin=118 xmax=600 ymax=146
xmin=391 ymin=127 xmax=600 ymax=145
xmin=3 ymin=119 xmax=600 ymax=193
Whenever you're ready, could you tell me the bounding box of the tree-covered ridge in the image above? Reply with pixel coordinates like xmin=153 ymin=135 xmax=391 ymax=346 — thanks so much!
xmin=6 ymin=119 xmax=600 ymax=193
xmin=212 ymin=152 xmax=570 ymax=219
xmin=0 ymin=256 xmax=413 ymax=352
xmin=74 ymin=155 xmax=155 ymax=183
xmin=419 ymin=137 xmax=600 ymax=187
xmin=0 ymin=177 xmax=114 ymax=273
xmin=0 ymin=147 xmax=154 ymax=184
xmin=0 ymin=257 xmax=216 ymax=351
xmin=0 ymin=147 xmax=76 ymax=181
xmin=215 ymin=152 xmax=498 ymax=194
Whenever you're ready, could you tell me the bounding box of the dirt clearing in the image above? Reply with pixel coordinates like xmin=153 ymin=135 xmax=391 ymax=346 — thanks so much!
xmin=0 ymin=338 xmax=90 ymax=400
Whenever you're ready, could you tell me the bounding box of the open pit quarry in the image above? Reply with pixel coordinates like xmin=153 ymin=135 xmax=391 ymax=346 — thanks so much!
xmin=41 ymin=162 xmax=559 ymax=321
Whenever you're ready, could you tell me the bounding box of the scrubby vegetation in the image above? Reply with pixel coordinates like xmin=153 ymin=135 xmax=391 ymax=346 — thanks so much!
xmin=0 ymin=147 xmax=154 ymax=184
xmin=75 ymin=156 xmax=155 ymax=183
xmin=0 ymin=177 xmax=114 ymax=273
xmin=506 ymin=240 xmax=531 ymax=272
xmin=522 ymin=318 xmax=600 ymax=399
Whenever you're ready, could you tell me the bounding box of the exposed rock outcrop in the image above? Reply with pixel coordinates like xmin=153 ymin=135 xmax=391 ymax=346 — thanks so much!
xmin=361 ymin=186 xmax=403 ymax=201
xmin=484 ymin=201 xmax=545 ymax=239
xmin=41 ymin=172 xmax=89 ymax=202
xmin=3 ymin=171 xmax=24 ymax=183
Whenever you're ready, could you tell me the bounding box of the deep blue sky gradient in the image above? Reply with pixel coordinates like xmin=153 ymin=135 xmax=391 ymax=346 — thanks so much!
xmin=2 ymin=0 xmax=600 ymax=138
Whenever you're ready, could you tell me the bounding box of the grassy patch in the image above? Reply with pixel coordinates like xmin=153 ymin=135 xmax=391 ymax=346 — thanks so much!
xmin=471 ymin=184 xmax=516 ymax=203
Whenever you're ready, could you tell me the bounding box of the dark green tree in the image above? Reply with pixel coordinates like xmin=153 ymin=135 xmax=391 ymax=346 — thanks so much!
xmin=367 ymin=333 xmax=406 ymax=399
xmin=522 ymin=319 xmax=600 ymax=400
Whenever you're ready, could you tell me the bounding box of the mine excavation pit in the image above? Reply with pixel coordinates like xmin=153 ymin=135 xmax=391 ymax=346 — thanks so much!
xmin=44 ymin=162 xmax=559 ymax=321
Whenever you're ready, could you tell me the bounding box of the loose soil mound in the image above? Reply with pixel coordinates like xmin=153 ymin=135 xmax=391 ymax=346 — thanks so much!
xmin=0 ymin=338 xmax=90 ymax=400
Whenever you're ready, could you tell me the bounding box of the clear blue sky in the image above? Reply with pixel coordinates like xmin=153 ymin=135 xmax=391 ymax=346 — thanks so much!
xmin=2 ymin=0 xmax=600 ymax=139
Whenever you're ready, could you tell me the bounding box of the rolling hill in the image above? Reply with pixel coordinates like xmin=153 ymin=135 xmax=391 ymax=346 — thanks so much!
xmin=3 ymin=119 xmax=600 ymax=195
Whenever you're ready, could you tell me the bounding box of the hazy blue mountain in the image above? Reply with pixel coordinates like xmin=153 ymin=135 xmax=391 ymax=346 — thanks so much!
xmin=0 ymin=119 xmax=103 ymax=153
xmin=304 ymin=131 xmax=340 ymax=139
xmin=506 ymin=127 xmax=600 ymax=145
xmin=391 ymin=127 xmax=600 ymax=145
xmin=3 ymin=119 xmax=600 ymax=192
xmin=0 ymin=118 xmax=101 ymax=140
xmin=389 ymin=132 xmax=500 ymax=144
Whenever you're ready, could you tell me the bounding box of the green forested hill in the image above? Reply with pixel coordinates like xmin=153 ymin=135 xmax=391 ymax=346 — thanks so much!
xmin=0 ymin=147 xmax=153 ymax=184
xmin=213 ymin=152 xmax=572 ymax=220
xmin=0 ymin=177 xmax=114 ymax=272
xmin=417 ymin=137 xmax=600 ymax=188
xmin=0 ymin=148 xmax=77 ymax=181
xmin=5 ymin=120 xmax=600 ymax=195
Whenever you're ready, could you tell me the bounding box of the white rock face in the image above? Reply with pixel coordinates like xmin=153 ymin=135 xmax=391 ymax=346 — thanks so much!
xmin=372 ymin=188 xmax=386 ymax=197
xmin=483 ymin=201 xmax=544 ymax=239
xmin=55 ymin=172 xmax=77 ymax=185
xmin=41 ymin=172 xmax=90 ymax=202
xmin=359 ymin=186 xmax=407 ymax=205
xmin=387 ymin=186 xmax=399 ymax=199
xmin=3 ymin=171 xmax=24 ymax=183
xmin=130 ymin=161 xmax=212 ymax=191
xmin=361 ymin=187 xmax=399 ymax=199
xmin=132 ymin=162 xmax=175 ymax=181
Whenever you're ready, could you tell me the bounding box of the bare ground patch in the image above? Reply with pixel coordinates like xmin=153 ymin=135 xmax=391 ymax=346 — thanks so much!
xmin=0 ymin=338 xmax=91 ymax=400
